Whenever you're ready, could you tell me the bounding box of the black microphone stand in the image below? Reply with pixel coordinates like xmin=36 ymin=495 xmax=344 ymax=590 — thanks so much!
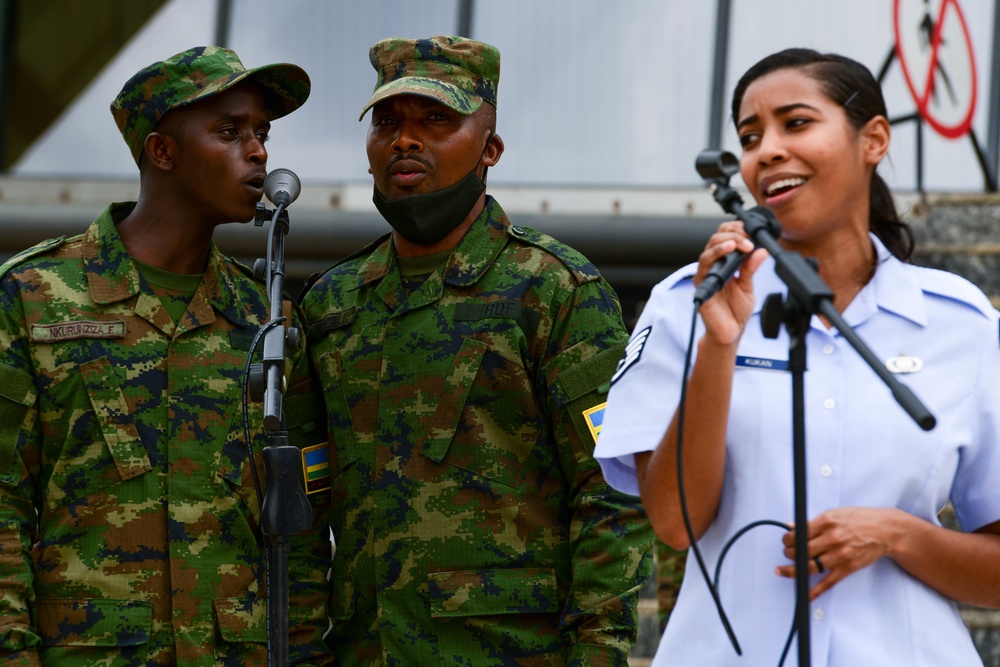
xmin=249 ymin=201 xmax=313 ymax=667
xmin=696 ymin=151 xmax=935 ymax=667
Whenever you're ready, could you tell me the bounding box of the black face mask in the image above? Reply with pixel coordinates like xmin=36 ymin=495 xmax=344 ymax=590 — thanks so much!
xmin=372 ymin=169 xmax=485 ymax=246
xmin=372 ymin=133 xmax=493 ymax=246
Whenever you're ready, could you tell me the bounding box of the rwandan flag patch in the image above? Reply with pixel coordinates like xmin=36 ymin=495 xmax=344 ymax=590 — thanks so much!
xmin=302 ymin=443 xmax=331 ymax=495
xmin=582 ymin=402 xmax=607 ymax=445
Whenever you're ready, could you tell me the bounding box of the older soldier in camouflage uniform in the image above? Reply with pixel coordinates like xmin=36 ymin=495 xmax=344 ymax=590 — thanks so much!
xmin=301 ymin=36 xmax=655 ymax=666
xmin=0 ymin=47 xmax=332 ymax=666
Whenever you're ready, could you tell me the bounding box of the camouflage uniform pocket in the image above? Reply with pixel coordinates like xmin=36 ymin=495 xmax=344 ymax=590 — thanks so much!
xmin=321 ymin=351 xmax=359 ymax=477
xmin=328 ymin=576 xmax=354 ymax=621
xmin=214 ymin=596 xmax=267 ymax=644
xmin=419 ymin=338 xmax=541 ymax=488
xmin=428 ymin=568 xmax=563 ymax=662
xmin=44 ymin=358 xmax=151 ymax=510
xmin=36 ymin=598 xmax=151 ymax=659
xmin=0 ymin=517 xmax=38 ymax=652
xmin=428 ymin=568 xmax=560 ymax=617
xmin=0 ymin=363 xmax=36 ymax=480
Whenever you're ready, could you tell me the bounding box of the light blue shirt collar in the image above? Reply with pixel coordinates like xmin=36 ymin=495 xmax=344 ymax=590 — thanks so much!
xmin=750 ymin=233 xmax=928 ymax=329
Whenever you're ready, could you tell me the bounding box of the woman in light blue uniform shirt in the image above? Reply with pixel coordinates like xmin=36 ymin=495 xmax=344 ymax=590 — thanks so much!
xmin=594 ymin=48 xmax=1000 ymax=666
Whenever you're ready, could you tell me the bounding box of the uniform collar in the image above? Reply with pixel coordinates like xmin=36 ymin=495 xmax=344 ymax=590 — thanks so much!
xmin=353 ymin=195 xmax=510 ymax=290
xmin=751 ymin=233 xmax=927 ymax=329
xmin=84 ymin=202 xmax=140 ymax=305
xmin=83 ymin=202 xmax=252 ymax=326
xmin=442 ymin=196 xmax=509 ymax=287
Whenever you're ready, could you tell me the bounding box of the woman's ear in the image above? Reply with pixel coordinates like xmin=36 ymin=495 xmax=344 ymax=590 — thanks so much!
xmin=861 ymin=115 xmax=890 ymax=166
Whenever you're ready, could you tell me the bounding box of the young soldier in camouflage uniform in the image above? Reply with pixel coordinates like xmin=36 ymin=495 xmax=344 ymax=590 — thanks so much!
xmin=0 ymin=47 xmax=332 ymax=666
xmin=301 ymin=36 xmax=655 ymax=666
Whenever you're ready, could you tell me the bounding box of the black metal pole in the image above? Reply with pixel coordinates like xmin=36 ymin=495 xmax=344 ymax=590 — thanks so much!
xmin=707 ymin=0 xmax=732 ymax=150
xmin=215 ymin=0 xmax=232 ymax=47
xmin=789 ymin=314 xmax=811 ymax=667
xmin=457 ymin=0 xmax=474 ymax=37
xmin=986 ymin=0 xmax=1000 ymax=190
xmin=0 ymin=0 xmax=17 ymax=171
xmin=916 ymin=116 xmax=924 ymax=195
xmin=969 ymin=128 xmax=998 ymax=192
xmin=253 ymin=207 xmax=313 ymax=667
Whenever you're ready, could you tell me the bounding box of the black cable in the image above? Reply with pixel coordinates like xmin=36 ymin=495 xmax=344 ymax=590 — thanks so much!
xmin=709 ymin=518 xmax=800 ymax=666
xmin=675 ymin=304 xmax=802 ymax=663
xmin=675 ymin=305 xmax=742 ymax=654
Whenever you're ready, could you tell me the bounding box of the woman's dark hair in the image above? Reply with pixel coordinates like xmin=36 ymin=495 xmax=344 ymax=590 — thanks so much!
xmin=731 ymin=48 xmax=914 ymax=261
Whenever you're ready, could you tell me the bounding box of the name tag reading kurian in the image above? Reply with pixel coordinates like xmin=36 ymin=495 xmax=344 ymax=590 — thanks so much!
xmin=736 ymin=355 xmax=789 ymax=371
xmin=30 ymin=320 xmax=126 ymax=342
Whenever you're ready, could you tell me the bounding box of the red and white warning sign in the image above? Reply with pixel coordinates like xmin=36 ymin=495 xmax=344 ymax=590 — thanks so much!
xmin=894 ymin=0 xmax=977 ymax=139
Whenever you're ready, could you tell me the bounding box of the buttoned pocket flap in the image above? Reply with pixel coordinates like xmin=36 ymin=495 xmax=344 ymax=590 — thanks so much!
xmin=428 ymin=568 xmax=559 ymax=618
xmin=214 ymin=596 xmax=266 ymax=643
xmin=0 ymin=363 xmax=36 ymax=478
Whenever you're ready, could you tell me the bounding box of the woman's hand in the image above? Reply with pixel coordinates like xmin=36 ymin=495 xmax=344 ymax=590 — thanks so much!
xmin=694 ymin=221 xmax=768 ymax=346
xmin=775 ymin=507 xmax=904 ymax=601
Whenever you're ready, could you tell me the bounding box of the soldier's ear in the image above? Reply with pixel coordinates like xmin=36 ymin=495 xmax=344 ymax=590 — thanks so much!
xmin=144 ymin=132 xmax=177 ymax=172
xmin=482 ymin=132 xmax=504 ymax=168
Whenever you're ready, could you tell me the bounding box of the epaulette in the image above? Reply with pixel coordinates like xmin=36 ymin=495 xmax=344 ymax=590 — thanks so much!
xmin=226 ymin=255 xmax=265 ymax=285
xmin=505 ymin=224 xmax=601 ymax=285
xmin=661 ymin=263 xmax=698 ymax=291
xmin=0 ymin=236 xmax=67 ymax=280
xmin=298 ymin=233 xmax=391 ymax=301
xmin=914 ymin=265 xmax=995 ymax=318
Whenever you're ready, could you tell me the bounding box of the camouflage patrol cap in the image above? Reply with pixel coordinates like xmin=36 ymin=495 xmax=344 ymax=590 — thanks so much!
xmin=360 ymin=35 xmax=499 ymax=120
xmin=111 ymin=45 xmax=310 ymax=164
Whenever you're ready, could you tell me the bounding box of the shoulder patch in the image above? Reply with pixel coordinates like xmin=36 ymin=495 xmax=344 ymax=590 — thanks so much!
xmin=582 ymin=402 xmax=607 ymax=444
xmin=0 ymin=236 xmax=67 ymax=279
xmin=611 ymin=325 xmax=652 ymax=385
xmin=506 ymin=225 xmax=601 ymax=285
xmin=302 ymin=443 xmax=331 ymax=495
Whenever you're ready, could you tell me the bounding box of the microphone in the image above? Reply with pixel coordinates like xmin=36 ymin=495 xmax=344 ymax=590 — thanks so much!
xmin=693 ymin=250 xmax=748 ymax=305
xmin=692 ymin=205 xmax=779 ymax=305
xmin=264 ymin=168 xmax=301 ymax=208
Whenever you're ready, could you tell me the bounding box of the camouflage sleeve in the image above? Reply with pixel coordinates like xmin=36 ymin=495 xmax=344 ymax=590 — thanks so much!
xmin=282 ymin=306 xmax=334 ymax=666
xmin=0 ymin=280 xmax=43 ymax=666
xmin=541 ymin=278 xmax=655 ymax=667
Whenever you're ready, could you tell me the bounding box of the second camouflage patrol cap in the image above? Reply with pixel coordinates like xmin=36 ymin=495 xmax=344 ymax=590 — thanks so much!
xmin=111 ymin=45 xmax=311 ymax=164
xmin=360 ymin=35 xmax=500 ymax=120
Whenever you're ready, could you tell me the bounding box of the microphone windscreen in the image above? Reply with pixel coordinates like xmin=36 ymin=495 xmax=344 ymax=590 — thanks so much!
xmin=264 ymin=168 xmax=301 ymax=206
